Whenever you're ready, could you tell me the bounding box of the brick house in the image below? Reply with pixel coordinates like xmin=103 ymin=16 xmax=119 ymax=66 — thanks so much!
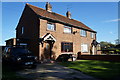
xmin=16 ymin=3 xmax=99 ymax=61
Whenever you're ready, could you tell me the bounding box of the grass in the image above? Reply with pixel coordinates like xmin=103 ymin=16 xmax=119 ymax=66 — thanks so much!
xmin=2 ymin=63 xmax=28 ymax=80
xmin=59 ymin=60 xmax=120 ymax=80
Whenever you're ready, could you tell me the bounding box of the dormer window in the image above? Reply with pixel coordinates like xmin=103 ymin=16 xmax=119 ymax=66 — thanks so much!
xmin=80 ymin=29 xmax=87 ymax=37
xmin=47 ymin=22 xmax=55 ymax=31
xmin=64 ymin=25 xmax=72 ymax=33
xmin=21 ymin=26 xmax=24 ymax=34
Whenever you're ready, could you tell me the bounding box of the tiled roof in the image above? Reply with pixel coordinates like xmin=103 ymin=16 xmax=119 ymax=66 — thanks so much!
xmin=26 ymin=3 xmax=96 ymax=32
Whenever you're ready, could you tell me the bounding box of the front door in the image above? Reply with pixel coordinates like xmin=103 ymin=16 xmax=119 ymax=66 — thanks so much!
xmin=45 ymin=43 xmax=50 ymax=59
xmin=45 ymin=41 xmax=53 ymax=59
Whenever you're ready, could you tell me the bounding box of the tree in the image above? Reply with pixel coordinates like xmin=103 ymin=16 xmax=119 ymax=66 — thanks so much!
xmin=115 ymin=39 xmax=120 ymax=45
xmin=100 ymin=41 xmax=115 ymax=50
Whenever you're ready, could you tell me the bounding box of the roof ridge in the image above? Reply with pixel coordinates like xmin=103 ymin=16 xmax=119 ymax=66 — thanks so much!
xmin=27 ymin=4 xmax=85 ymax=25
xmin=26 ymin=3 xmax=70 ymax=19
xmin=26 ymin=3 xmax=45 ymax=11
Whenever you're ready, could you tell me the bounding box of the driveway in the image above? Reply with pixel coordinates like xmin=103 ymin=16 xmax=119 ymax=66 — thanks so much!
xmin=17 ymin=63 xmax=99 ymax=80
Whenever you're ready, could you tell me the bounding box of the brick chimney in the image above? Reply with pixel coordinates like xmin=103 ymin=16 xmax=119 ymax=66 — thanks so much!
xmin=66 ymin=11 xmax=71 ymax=19
xmin=46 ymin=2 xmax=52 ymax=12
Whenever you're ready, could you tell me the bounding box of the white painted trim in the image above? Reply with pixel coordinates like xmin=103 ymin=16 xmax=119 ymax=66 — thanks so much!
xmin=43 ymin=34 xmax=56 ymax=42
xmin=61 ymin=52 xmax=73 ymax=54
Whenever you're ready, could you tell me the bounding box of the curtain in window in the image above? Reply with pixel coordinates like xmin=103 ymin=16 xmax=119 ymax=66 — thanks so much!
xmin=81 ymin=44 xmax=88 ymax=52
xmin=64 ymin=26 xmax=72 ymax=33
xmin=61 ymin=42 xmax=73 ymax=52
xmin=80 ymin=30 xmax=86 ymax=37
xmin=47 ymin=23 xmax=55 ymax=31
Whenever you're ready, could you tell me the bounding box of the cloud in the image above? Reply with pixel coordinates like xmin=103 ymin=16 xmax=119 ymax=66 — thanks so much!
xmin=104 ymin=19 xmax=120 ymax=22
xmin=109 ymin=31 xmax=116 ymax=35
xmin=109 ymin=31 xmax=113 ymax=34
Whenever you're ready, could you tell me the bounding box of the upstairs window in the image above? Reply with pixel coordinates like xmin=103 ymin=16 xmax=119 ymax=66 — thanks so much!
xmin=91 ymin=32 xmax=94 ymax=38
xmin=21 ymin=26 xmax=24 ymax=34
xmin=47 ymin=22 xmax=55 ymax=31
xmin=61 ymin=42 xmax=73 ymax=52
xmin=64 ymin=25 xmax=72 ymax=33
xmin=80 ymin=29 xmax=87 ymax=37
xmin=81 ymin=44 xmax=88 ymax=53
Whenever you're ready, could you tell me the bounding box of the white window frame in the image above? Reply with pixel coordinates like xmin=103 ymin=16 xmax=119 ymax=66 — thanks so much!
xmin=21 ymin=26 xmax=24 ymax=34
xmin=81 ymin=44 xmax=88 ymax=53
xmin=64 ymin=25 xmax=72 ymax=33
xmin=47 ymin=22 xmax=55 ymax=31
xmin=91 ymin=32 xmax=94 ymax=38
xmin=80 ymin=29 xmax=87 ymax=37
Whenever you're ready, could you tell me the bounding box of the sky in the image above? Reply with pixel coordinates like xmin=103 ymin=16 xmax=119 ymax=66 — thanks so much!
xmin=1 ymin=2 xmax=119 ymax=45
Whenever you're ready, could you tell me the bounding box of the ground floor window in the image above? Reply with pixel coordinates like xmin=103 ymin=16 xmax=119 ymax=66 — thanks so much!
xmin=61 ymin=42 xmax=73 ymax=52
xmin=81 ymin=44 xmax=88 ymax=53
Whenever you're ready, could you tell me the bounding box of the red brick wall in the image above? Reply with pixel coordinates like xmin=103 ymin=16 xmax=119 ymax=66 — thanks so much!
xmin=39 ymin=19 xmax=96 ymax=60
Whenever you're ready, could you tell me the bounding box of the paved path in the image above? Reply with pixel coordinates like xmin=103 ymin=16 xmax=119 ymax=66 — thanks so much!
xmin=17 ymin=63 xmax=100 ymax=80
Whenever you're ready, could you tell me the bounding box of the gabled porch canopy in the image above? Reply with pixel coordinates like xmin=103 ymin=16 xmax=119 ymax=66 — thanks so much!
xmin=39 ymin=33 xmax=56 ymax=43
xmin=43 ymin=33 xmax=56 ymax=42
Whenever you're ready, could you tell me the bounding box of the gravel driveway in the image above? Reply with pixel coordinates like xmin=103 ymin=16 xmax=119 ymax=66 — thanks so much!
xmin=17 ymin=63 xmax=99 ymax=80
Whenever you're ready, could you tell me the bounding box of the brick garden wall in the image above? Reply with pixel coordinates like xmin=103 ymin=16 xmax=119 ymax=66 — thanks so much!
xmin=78 ymin=55 xmax=120 ymax=62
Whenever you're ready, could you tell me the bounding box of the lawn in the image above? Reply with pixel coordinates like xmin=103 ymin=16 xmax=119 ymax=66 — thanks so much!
xmin=59 ymin=60 xmax=120 ymax=80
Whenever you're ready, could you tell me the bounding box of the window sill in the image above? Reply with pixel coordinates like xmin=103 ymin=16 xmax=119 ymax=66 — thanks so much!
xmin=82 ymin=52 xmax=89 ymax=53
xmin=63 ymin=32 xmax=73 ymax=34
xmin=46 ymin=29 xmax=56 ymax=32
xmin=61 ymin=51 xmax=73 ymax=52
xmin=81 ymin=36 xmax=87 ymax=37
xmin=61 ymin=52 xmax=73 ymax=54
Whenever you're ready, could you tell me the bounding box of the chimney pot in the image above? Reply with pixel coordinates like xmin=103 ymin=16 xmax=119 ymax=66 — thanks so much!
xmin=46 ymin=2 xmax=52 ymax=12
xmin=66 ymin=11 xmax=71 ymax=19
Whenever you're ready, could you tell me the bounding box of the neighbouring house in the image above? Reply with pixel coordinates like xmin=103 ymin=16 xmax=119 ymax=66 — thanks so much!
xmin=16 ymin=3 xmax=100 ymax=61
xmin=5 ymin=38 xmax=16 ymax=46
xmin=5 ymin=38 xmax=27 ymax=48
